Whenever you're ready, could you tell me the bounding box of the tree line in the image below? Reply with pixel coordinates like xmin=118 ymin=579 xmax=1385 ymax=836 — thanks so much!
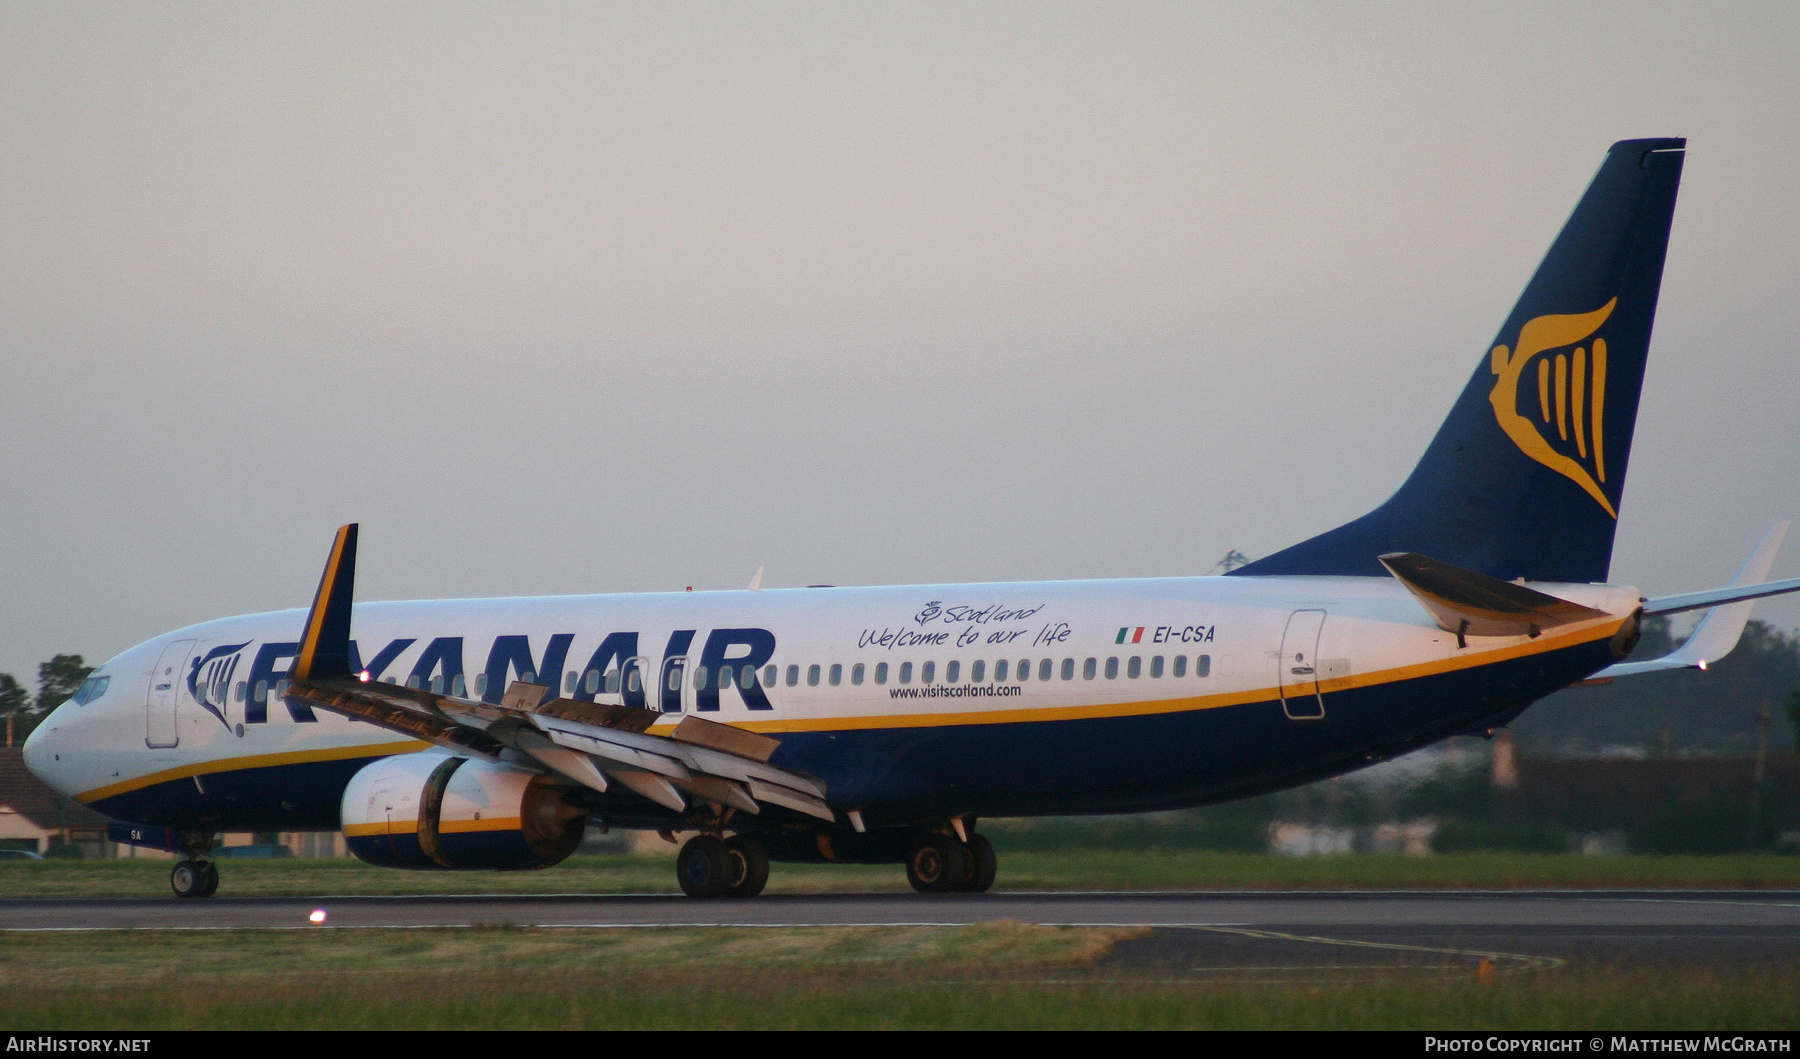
xmin=0 ymin=655 xmax=93 ymax=745
xmin=1515 ymin=617 xmax=1800 ymax=755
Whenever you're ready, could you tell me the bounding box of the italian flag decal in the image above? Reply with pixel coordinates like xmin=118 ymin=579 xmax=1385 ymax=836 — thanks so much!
xmin=1116 ymin=627 xmax=1145 ymax=644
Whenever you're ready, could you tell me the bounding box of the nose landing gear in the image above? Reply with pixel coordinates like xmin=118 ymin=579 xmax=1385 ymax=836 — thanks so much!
xmin=170 ymin=859 xmax=219 ymax=898
xmin=170 ymin=830 xmax=218 ymax=899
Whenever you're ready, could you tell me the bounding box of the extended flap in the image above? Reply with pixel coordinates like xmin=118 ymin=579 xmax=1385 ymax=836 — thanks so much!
xmin=670 ymin=714 xmax=780 ymax=763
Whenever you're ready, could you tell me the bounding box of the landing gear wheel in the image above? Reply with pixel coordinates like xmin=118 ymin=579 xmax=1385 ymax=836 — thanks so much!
xmin=676 ymin=835 xmax=733 ymax=898
xmin=959 ymin=834 xmax=997 ymax=893
xmin=171 ymin=859 xmax=216 ymax=899
xmin=906 ymin=833 xmax=971 ymax=894
xmin=723 ymin=835 xmax=770 ymax=898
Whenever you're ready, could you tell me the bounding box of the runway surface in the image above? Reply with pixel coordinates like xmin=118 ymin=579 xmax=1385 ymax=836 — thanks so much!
xmin=5 ymin=890 xmax=1798 ymax=971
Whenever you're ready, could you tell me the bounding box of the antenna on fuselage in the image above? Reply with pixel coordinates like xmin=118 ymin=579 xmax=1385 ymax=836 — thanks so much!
xmin=747 ymin=565 xmax=764 ymax=590
xmin=1211 ymin=549 xmax=1252 ymax=574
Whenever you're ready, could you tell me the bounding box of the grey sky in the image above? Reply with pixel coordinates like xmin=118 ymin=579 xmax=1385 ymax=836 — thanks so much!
xmin=4 ymin=2 xmax=1799 ymax=681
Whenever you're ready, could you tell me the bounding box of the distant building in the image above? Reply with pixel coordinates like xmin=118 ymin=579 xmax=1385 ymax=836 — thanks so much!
xmin=0 ymin=748 xmax=109 ymax=856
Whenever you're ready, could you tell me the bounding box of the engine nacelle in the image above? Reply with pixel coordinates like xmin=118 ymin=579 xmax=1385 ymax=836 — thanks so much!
xmin=341 ymin=753 xmax=586 ymax=870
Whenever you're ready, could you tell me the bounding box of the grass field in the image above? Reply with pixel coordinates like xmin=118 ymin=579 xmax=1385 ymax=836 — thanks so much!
xmin=2 ymin=850 xmax=1798 ymax=899
xmin=4 ymin=854 xmax=1797 ymax=1029
xmin=1 ymin=925 xmax=1795 ymax=1030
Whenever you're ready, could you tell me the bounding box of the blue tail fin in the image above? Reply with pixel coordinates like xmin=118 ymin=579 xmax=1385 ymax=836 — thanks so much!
xmin=1234 ymin=138 xmax=1685 ymax=583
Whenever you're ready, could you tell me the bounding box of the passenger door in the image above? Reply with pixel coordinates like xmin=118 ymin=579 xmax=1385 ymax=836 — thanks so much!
xmin=145 ymin=639 xmax=195 ymax=748
xmin=1278 ymin=610 xmax=1326 ymax=721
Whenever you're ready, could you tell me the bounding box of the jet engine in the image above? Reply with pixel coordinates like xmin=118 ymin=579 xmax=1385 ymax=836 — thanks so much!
xmin=341 ymin=753 xmax=586 ymax=870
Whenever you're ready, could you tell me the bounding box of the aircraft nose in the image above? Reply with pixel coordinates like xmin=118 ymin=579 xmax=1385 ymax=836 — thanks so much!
xmin=20 ymin=711 xmax=72 ymax=796
xmin=21 ymin=718 xmax=53 ymax=779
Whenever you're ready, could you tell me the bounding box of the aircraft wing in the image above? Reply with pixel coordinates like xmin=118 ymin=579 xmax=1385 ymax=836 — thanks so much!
xmin=1594 ymin=521 xmax=1793 ymax=679
xmin=283 ymin=525 xmax=834 ymax=822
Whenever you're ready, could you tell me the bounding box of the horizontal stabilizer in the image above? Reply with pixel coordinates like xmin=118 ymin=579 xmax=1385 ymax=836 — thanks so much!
xmin=1641 ymin=578 xmax=1800 ymax=617
xmin=1597 ymin=521 xmax=1791 ymax=678
xmin=1379 ymin=552 xmax=1610 ymax=639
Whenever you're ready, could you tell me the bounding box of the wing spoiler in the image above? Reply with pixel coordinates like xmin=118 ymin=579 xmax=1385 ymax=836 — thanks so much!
xmin=284 ymin=524 xmax=834 ymax=822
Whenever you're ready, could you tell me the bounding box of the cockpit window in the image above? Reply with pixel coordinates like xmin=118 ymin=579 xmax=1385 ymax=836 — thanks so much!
xmin=71 ymin=675 xmax=110 ymax=705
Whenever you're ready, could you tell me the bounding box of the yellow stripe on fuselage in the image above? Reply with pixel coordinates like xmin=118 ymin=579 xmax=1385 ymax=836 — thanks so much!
xmin=646 ymin=617 xmax=1624 ymax=735
xmin=81 ymin=617 xmax=1622 ymax=803
xmin=75 ymin=739 xmax=431 ymax=805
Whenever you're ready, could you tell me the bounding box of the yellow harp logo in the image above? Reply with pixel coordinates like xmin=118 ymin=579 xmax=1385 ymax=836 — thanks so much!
xmin=1488 ymin=298 xmax=1619 ymax=518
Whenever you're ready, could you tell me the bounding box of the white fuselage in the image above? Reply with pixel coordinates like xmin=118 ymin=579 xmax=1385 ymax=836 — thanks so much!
xmin=26 ymin=573 xmax=1637 ymax=830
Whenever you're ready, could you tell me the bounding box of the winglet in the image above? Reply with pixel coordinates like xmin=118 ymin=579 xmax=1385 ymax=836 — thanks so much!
xmin=292 ymin=524 xmax=358 ymax=682
xmin=1599 ymin=520 xmax=1791 ymax=678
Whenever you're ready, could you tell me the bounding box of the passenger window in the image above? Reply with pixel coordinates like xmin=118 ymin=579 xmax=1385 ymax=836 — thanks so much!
xmin=1127 ymin=656 xmax=1142 ymax=679
xmin=829 ymin=664 xmax=843 ymax=686
xmin=1173 ymin=655 xmax=1187 ymax=678
xmin=875 ymin=662 xmax=888 ymax=685
xmin=626 ymin=668 xmax=641 ymax=694
xmin=1083 ymin=658 xmax=1097 ymax=680
xmin=717 ymin=665 xmax=734 ymax=689
xmin=1060 ymin=658 xmax=1075 ymax=681
xmin=740 ymin=667 xmax=756 ymax=690
xmin=1104 ymin=657 xmax=1118 ymax=679
xmin=520 ymin=669 xmax=536 ymax=685
xmin=921 ymin=661 xmax=935 ymax=684
xmin=852 ymin=663 xmax=865 ymax=686
xmin=406 ymin=675 xmax=422 ymax=690
xmin=694 ymin=666 xmax=709 ymax=691
xmin=1042 ymin=659 xmax=1055 ymax=681
xmin=584 ymin=669 xmax=600 ymax=694
xmin=786 ymin=665 xmax=800 ymax=688
xmin=1197 ymin=654 xmax=1212 ymax=677
xmin=431 ymin=674 xmax=445 ymax=694
xmin=807 ymin=664 xmax=821 ymax=687
xmin=451 ymin=674 xmax=467 ymax=698
xmin=763 ymin=665 xmax=777 ymax=687
xmin=667 ymin=667 xmax=682 ymax=692
xmin=945 ymin=660 xmax=959 ymax=683
xmin=899 ymin=662 xmax=913 ymax=684
xmin=994 ymin=660 xmax=1008 ymax=682
xmin=970 ymin=660 xmax=984 ymax=683
xmin=1150 ymin=656 xmax=1163 ymax=678
xmin=605 ymin=669 xmax=622 ymax=694
xmin=253 ymin=680 xmax=268 ymax=704
xmin=1015 ymin=659 xmax=1028 ymax=681
xmin=565 ymin=671 xmax=576 ymax=694
xmin=234 ymin=681 xmax=246 ymax=703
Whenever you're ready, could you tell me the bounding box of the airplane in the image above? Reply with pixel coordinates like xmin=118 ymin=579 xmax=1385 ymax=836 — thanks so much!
xmin=24 ymin=137 xmax=1800 ymax=900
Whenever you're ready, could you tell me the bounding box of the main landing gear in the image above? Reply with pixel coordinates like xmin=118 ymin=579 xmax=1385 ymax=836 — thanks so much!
xmin=669 ymin=824 xmax=998 ymax=897
xmin=676 ymin=833 xmax=771 ymax=899
xmin=170 ymin=831 xmax=218 ymax=899
xmin=906 ymin=831 xmax=996 ymax=894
